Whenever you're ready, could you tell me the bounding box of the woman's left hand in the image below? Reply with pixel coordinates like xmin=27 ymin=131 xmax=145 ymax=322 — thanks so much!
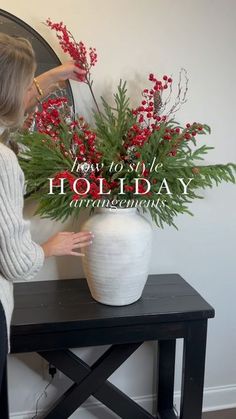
xmin=25 ymin=61 xmax=87 ymax=111
xmin=49 ymin=61 xmax=87 ymax=85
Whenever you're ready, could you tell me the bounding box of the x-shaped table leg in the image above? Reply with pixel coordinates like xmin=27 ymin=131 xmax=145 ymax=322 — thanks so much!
xmin=38 ymin=343 xmax=156 ymax=419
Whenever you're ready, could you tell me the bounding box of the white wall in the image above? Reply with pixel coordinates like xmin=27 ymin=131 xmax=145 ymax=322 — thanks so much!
xmin=0 ymin=0 xmax=235 ymax=417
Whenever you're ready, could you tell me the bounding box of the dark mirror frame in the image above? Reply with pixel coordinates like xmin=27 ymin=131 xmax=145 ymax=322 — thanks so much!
xmin=0 ymin=8 xmax=75 ymax=110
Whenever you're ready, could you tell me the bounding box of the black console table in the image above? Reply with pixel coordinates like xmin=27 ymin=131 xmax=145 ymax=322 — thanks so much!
xmin=9 ymin=274 xmax=214 ymax=419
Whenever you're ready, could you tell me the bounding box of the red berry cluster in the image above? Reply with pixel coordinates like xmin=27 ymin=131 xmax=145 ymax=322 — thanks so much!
xmin=167 ymin=122 xmax=205 ymax=157
xmin=125 ymin=124 xmax=152 ymax=148
xmin=72 ymin=129 xmax=98 ymax=161
xmin=53 ymin=171 xmax=76 ymax=188
xmin=42 ymin=97 xmax=68 ymax=109
xmin=125 ymin=73 xmax=206 ymax=159
xmin=49 ymin=110 xmax=110 ymax=201
xmin=148 ymin=73 xmax=173 ymax=89
xmin=69 ymin=115 xmax=102 ymax=165
xmin=53 ymin=170 xmax=110 ymax=201
xmin=35 ymin=97 xmax=69 ymax=140
xmin=123 ymin=73 xmax=171 ymax=153
xmin=46 ymin=18 xmax=98 ymax=75
xmin=71 ymin=176 xmax=112 ymax=201
xmin=184 ymin=122 xmax=203 ymax=140
xmin=35 ymin=96 xmax=104 ymax=185
xmin=132 ymin=73 xmax=172 ymax=123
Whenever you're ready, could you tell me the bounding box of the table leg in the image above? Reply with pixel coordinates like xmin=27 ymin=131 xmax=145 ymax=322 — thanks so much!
xmin=180 ymin=320 xmax=208 ymax=419
xmin=157 ymin=339 xmax=177 ymax=419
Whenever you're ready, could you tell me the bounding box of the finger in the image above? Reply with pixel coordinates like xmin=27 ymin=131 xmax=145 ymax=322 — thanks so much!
xmin=74 ymin=66 xmax=87 ymax=75
xmin=74 ymin=236 xmax=93 ymax=244
xmin=60 ymin=231 xmax=75 ymax=235
xmin=74 ymin=232 xmax=94 ymax=238
xmin=73 ymin=231 xmax=94 ymax=240
xmin=73 ymin=72 xmax=86 ymax=81
xmin=74 ymin=63 xmax=86 ymax=72
xmin=74 ymin=69 xmax=87 ymax=76
xmin=79 ymin=230 xmax=94 ymax=235
xmin=60 ymin=231 xmax=91 ymax=238
xmin=73 ymin=238 xmax=93 ymax=246
xmin=72 ymin=241 xmax=93 ymax=249
xmin=70 ymin=251 xmax=85 ymax=257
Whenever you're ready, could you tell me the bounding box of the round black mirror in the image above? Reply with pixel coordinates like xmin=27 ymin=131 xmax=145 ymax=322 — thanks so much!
xmin=0 ymin=8 xmax=75 ymax=109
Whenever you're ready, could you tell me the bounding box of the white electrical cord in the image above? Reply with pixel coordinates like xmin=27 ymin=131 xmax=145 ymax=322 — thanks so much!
xmin=31 ymin=375 xmax=54 ymax=419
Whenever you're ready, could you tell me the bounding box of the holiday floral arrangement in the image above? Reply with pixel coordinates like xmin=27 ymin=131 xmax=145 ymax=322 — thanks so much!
xmin=16 ymin=19 xmax=236 ymax=229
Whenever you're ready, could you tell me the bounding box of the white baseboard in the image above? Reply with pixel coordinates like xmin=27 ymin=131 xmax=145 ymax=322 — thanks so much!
xmin=174 ymin=384 xmax=236 ymax=413
xmin=10 ymin=394 xmax=155 ymax=419
xmin=201 ymin=384 xmax=236 ymax=412
xmin=10 ymin=385 xmax=236 ymax=418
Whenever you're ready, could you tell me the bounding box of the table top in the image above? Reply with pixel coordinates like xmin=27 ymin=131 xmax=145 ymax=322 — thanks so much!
xmin=11 ymin=274 xmax=215 ymax=336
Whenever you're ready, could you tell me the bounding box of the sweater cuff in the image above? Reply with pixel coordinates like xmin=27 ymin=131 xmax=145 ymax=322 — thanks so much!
xmin=22 ymin=243 xmax=45 ymax=281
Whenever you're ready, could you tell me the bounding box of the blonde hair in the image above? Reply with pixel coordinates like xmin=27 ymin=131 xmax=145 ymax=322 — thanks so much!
xmin=0 ymin=33 xmax=36 ymax=130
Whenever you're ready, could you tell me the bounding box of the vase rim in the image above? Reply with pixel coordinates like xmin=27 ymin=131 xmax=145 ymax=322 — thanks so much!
xmin=95 ymin=207 xmax=137 ymax=214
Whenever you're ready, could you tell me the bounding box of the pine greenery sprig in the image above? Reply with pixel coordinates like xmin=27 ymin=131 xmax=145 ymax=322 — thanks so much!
xmin=93 ymin=80 xmax=136 ymax=163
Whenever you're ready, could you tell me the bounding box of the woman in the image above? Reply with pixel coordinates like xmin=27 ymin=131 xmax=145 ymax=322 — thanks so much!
xmin=0 ymin=33 xmax=93 ymax=413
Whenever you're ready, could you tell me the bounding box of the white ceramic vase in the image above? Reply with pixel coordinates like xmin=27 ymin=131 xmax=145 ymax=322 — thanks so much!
xmin=81 ymin=207 xmax=153 ymax=306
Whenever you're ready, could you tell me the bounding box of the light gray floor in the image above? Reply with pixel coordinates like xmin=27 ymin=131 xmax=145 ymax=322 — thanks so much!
xmin=203 ymin=409 xmax=236 ymax=419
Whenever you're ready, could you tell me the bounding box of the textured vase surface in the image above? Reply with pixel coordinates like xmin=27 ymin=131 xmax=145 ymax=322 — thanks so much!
xmin=81 ymin=207 xmax=153 ymax=306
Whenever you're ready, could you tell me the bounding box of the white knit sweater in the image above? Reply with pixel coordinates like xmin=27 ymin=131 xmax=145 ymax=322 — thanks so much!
xmin=0 ymin=129 xmax=45 ymax=353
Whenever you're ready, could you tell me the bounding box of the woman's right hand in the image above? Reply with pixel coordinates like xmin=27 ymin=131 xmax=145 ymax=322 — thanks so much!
xmin=41 ymin=231 xmax=94 ymax=258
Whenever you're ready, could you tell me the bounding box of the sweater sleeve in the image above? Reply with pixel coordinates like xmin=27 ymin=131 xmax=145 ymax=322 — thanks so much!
xmin=0 ymin=144 xmax=45 ymax=282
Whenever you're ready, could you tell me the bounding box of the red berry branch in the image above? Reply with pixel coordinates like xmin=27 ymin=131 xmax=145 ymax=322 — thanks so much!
xmin=46 ymin=18 xmax=101 ymax=115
